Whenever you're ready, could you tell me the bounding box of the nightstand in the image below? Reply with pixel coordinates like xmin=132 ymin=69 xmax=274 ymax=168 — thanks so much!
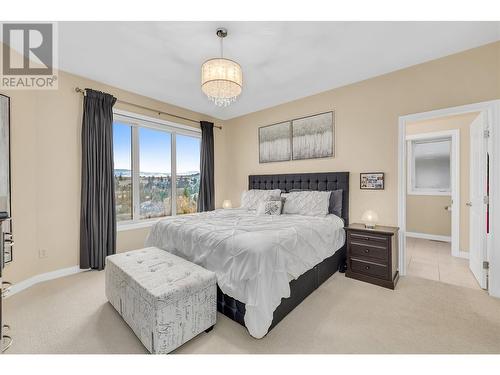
xmin=345 ymin=223 xmax=399 ymax=289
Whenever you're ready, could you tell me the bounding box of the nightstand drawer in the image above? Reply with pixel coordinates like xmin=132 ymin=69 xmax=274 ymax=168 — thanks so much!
xmin=350 ymin=241 xmax=388 ymax=262
xmin=349 ymin=231 xmax=388 ymax=245
xmin=345 ymin=224 xmax=399 ymax=289
xmin=350 ymin=258 xmax=388 ymax=279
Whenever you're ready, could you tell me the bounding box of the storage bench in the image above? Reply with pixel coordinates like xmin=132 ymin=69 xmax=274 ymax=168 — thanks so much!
xmin=105 ymin=247 xmax=216 ymax=353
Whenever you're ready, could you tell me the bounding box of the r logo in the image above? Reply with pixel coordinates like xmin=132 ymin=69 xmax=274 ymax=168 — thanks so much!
xmin=2 ymin=23 xmax=53 ymax=75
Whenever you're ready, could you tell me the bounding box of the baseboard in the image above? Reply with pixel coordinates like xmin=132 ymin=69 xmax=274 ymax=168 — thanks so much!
xmin=405 ymin=232 xmax=451 ymax=243
xmin=5 ymin=265 xmax=89 ymax=298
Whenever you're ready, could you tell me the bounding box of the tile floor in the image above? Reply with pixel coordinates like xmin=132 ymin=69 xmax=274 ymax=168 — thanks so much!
xmin=406 ymin=236 xmax=481 ymax=290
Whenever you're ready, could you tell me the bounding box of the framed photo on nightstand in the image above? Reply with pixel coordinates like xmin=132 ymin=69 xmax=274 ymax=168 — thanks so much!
xmin=360 ymin=172 xmax=384 ymax=190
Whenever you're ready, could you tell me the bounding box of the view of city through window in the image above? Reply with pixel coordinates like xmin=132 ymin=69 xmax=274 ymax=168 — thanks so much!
xmin=114 ymin=122 xmax=132 ymax=221
xmin=113 ymin=121 xmax=200 ymax=222
xmin=176 ymin=134 xmax=201 ymax=215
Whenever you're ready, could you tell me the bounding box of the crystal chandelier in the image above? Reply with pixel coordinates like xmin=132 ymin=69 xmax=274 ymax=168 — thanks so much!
xmin=201 ymin=28 xmax=243 ymax=107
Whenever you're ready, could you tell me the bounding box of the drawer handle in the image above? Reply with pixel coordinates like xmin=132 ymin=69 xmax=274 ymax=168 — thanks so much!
xmin=365 ymin=265 xmax=370 ymax=270
xmin=364 ymin=249 xmax=370 ymax=253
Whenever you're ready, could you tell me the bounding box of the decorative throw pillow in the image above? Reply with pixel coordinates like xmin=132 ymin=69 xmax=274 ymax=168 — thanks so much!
xmin=256 ymin=199 xmax=283 ymax=216
xmin=329 ymin=189 xmax=343 ymax=218
xmin=282 ymin=190 xmax=332 ymax=216
xmin=240 ymin=189 xmax=281 ymax=210
xmin=287 ymin=189 xmax=342 ymax=217
xmin=270 ymin=194 xmax=286 ymax=206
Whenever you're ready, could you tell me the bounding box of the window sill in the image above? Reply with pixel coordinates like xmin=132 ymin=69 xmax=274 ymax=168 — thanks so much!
xmin=117 ymin=219 xmax=161 ymax=232
xmin=407 ymin=190 xmax=451 ymax=196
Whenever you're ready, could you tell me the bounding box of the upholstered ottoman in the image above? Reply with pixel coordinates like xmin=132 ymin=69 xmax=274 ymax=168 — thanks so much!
xmin=105 ymin=247 xmax=217 ymax=354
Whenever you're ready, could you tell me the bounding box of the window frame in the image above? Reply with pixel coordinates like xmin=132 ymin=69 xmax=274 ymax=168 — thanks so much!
xmin=113 ymin=109 xmax=201 ymax=231
xmin=406 ymin=130 xmax=457 ymax=196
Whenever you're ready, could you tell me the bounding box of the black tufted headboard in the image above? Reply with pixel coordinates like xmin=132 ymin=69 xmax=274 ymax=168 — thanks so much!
xmin=248 ymin=172 xmax=349 ymax=225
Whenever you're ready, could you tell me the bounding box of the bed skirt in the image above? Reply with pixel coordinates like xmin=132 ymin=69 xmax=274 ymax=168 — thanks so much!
xmin=216 ymin=245 xmax=347 ymax=333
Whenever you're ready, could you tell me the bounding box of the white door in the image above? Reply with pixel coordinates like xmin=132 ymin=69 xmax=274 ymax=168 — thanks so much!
xmin=469 ymin=113 xmax=487 ymax=289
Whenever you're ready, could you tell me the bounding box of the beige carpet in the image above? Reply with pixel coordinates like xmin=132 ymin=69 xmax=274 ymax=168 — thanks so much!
xmin=3 ymin=270 xmax=500 ymax=354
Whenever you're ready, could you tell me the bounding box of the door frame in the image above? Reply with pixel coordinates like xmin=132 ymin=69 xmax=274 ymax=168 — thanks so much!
xmin=398 ymin=100 xmax=500 ymax=297
xmin=405 ymin=129 xmax=460 ymax=258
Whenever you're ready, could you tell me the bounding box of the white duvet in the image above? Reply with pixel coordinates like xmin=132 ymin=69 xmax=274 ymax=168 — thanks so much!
xmin=145 ymin=209 xmax=345 ymax=338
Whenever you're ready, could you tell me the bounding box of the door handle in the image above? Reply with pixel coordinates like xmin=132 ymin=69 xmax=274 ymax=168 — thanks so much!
xmin=444 ymin=205 xmax=451 ymax=211
xmin=466 ymin=202 xmax=472 ymax=207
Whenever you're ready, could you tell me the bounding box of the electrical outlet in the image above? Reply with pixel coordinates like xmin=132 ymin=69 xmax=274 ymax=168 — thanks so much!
xmin=39 ymin=249 xmax=48 ymax=258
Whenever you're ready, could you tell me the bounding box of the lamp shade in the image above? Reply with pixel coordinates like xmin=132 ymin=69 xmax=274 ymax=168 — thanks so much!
xmin=201 ymin=58 xmax=242 ymax=107
xmin=222 ymin=199 xmax=233 ymax=209
xmin=361 ymin=210 xmax=379 ymax=228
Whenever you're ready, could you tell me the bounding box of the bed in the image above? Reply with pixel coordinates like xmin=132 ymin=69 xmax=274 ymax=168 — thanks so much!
xmin=146 ymin=172 xmax=349 ymax=338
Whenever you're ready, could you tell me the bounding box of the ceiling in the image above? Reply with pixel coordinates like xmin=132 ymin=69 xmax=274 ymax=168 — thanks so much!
xmin=58 ymin=22 xmax=500 ymax=120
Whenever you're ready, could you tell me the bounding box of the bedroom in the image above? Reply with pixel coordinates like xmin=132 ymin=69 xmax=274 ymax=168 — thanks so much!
xmin=1 ymin=1 xmax=500 ymax=373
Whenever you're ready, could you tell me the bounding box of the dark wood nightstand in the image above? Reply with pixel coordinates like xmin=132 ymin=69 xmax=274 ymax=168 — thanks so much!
xmin=345 ymin=223 xmax=399 ymax=289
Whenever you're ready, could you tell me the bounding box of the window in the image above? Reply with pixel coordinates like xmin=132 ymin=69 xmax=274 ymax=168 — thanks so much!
xmin=113 ymin=111 xmax=201 ymax=227
xmin=408 ymin=137 xmax=451 ymax=195
xmin=139 ymin=127 xmax=172 ymax=219
xmin=113 ymin=122 xmax=132 ymax=221
xmin=176 ymin=134 xmax=201 ymax=214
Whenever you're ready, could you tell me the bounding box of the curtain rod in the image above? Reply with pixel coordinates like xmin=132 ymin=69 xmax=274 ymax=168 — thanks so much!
xmin=74 ymin=87 xmax=222 ymax=130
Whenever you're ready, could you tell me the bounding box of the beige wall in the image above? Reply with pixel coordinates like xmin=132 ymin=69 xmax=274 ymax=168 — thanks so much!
xmin=2 ymin=41 xmax=500 ymax=285
xmin=222 ymin=42 xmax=500 ymax=229
xmin=406 ymin=195 xmax=452 ymax=236
xmin=1 ymin=47 xmax=227 ymax=283
xmin=406 ymin=112 xmax=480 ymax=252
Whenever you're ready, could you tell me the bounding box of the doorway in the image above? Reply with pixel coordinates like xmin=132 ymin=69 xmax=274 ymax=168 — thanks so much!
xmin=405 ymin=118 xmax=479 ymax=288
xmin=398 ymin=101 xmax=500 ymax=295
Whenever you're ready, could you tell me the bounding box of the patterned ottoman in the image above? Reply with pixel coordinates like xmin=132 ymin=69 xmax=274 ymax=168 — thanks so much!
xmin=105 ymin=247 xmax=217 ymax=354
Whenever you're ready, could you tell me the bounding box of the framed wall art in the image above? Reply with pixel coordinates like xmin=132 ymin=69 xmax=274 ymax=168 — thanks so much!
xmin=360 ymin=172 xmax=385 ymax=190
xmin=258 ymin=121 xmax=292 ymax=163
xmin=258 ymin=111 xmax=335 ymax=163
xmin=292 ymin=111 xmax=334 ymax=160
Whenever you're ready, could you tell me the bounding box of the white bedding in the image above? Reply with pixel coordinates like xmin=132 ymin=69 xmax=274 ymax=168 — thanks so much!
xmin=145 ymin=208 xmax=345 ymax=338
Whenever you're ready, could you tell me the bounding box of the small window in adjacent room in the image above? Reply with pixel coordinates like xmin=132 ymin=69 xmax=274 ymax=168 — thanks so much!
xmin=408 ymin=137 xmax=451 ymax=195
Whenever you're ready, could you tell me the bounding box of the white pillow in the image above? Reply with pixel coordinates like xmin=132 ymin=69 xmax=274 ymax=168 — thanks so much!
xmin=256 ymin=200 xmax=283 ymax=216
xmin=241 ymin=189 xmax=281 ymax=210
xmin=282 ymin=191 xmax=332 ymax=216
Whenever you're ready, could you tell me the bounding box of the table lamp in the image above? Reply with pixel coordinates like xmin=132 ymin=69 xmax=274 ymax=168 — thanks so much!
xmin=361 ymin=210 xmax=379 ymax=229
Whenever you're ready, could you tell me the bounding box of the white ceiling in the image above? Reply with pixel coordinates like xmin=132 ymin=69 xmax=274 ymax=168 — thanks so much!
xmin=58 ymin=22 xmax=500 ymax=120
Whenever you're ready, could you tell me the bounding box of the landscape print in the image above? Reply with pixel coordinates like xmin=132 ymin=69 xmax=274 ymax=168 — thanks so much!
xmin=292 ymin=112 xmax=334 ymax=160
xmin=259 ymin=121 xmax=291 ymax=163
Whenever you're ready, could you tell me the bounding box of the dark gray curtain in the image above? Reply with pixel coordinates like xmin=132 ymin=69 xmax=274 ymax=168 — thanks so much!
xmin=80 ymin=89 xmax=117 ymax=270
xmin=197 ymin=121 xmax=215 ymax=212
